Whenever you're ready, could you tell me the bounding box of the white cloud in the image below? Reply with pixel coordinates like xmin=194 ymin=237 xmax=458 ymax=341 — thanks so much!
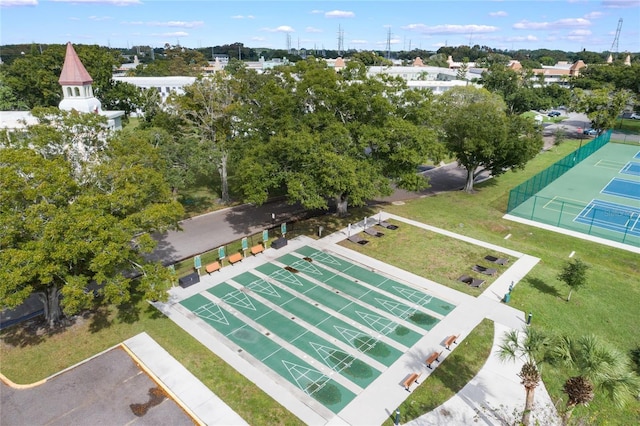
xmin=153 ymin=31 xmax=189 ymax=37
xmin=305 ymin=26 xmax=322 ymax=33
xmin=489 ymin=11 xmax=508 ymax=17
xmin=602 ymin=0 xmax=640 ymax=8
xmin=350 ymin=39 xmax=368 ymax=44
xmin=231 ymin=15 xmax=255 ymax=19
xmin=0 ymin=0 xmax=37 ymax=6
xmin=310 ymin=9 xmax=323 ymax=14
xmin=251 ymin=36 xmax=265 ymax=41
xmin=569 ymin=29 xmax=592 ymax=36
xmin=52 ymin=0 xmax=141 ymax=5
xmin=325 ymin=10 xmax=355 ymax=18
xmin=402 ymin=23 xmax=499 ymax=34
xmin=505 ymin=35 xmax=538 ymax=42
xmin=148 ymin=21 xmax=204 ymax=28
xmin=263 ymin=25 xmax=295 ymax=33
xmin=513 ymin=18 xmax=591 ymax=30
xmin=89 ymin=15 xmax=112 ymax=21
xmin=68 ymin=16 xmax=80 ymax=20
xmin=583 ymin=11 xmax=603 ymax=19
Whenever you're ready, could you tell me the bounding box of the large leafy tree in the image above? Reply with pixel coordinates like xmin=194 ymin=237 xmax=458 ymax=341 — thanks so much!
xmin=438 ymin=86 xmax=543 ymax=192
xmin=572 ymin=88 xmax=633 ymax=134
xmin=237 ymin=59 xmax=442 ymax=215
xmin=0 ymin=110 xmax=183 ymax=327
xmin=168 ymin=73 xmax=242 ymax=203
xmin=498 ymin=327 xmax=549 ymax=426
xmin=552 ymin=335 xmax=640 ymax=425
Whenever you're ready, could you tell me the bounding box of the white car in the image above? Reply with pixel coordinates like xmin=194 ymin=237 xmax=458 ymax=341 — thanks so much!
xmin=630 ymin=113 xmax=640 ymax=120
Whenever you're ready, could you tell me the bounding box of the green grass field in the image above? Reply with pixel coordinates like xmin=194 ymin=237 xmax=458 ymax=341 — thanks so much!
xmin=2 ymin=139 xmax=639 ymax=425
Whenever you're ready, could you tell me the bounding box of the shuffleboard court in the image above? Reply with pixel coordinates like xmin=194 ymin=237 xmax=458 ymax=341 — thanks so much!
xmin=277 ymin=253 xmax=440 ymax=331
xmin=601 ymin=177 xmax=640 ymax=201
xmin=254 ymin=264 xmax=423 ymax=347
xmin=574 ymin=199 xmax=640 ymax=237
xmin=296 ymin=246 xmax=456 ymax=316
xmin=620 ymin=161 xmax=640 ymax=177
xmin=180 ymin=293 xmax=356 ymax=413
xmin=207 ymin=281 xmax=380 ymax=388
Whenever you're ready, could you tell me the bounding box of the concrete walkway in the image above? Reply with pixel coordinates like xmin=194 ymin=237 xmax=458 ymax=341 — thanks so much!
xmin=155 ymin=212 xmax=561 ymax=425
xmin=123 ymin=333 xmax=248 ymax=426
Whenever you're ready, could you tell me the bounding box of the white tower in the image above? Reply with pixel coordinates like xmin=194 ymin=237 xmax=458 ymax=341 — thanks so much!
xmin=58 ymin=42 xmax=102 ymax=114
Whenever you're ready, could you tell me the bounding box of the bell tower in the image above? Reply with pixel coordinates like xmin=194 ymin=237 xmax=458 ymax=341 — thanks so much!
xmin=58 ymin=42 xmax=102 ymax=114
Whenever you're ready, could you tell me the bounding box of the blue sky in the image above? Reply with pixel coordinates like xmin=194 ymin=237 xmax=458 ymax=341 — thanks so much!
xmin=1 ymin=0 xmax=639 ymax=53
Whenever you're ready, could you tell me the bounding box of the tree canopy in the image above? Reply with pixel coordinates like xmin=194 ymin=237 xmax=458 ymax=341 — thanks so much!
xmin=438 ymin=86 xmax=543 ymax=192
xmin=236 ymin=58 xmax=443 ymax=215
xmin=0 ymin=110 xmax=183 ymax=326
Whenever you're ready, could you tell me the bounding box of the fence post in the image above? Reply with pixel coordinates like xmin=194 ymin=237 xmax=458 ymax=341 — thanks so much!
xmin=557 ymin=201 xmax=565 ymax=227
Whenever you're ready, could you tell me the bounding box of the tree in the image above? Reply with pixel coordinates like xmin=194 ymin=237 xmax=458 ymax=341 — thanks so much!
xmin=438 ymin=86 xmax=543 ymax=192
xmin=552 ymin=335 xmax=640 ymax=425
xmin=498 ymin=327 xmax=549 ymax=426
xmin=0 ymin=111 xmax=183 ymax=327
xmin=95 ymin=80 xmax=143 ymax=121
xmin=168 ymin=73 xmax=240 ymax=203
xmin=572 ymin=88 xmax=633 ymax=134
xmin=237 ymin=59 xmax=442 ymax=215
xmin=557 ymin=258 xmax=589 ymax=302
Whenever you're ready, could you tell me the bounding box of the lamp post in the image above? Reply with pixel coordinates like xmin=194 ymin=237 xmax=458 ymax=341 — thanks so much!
xmin=394 ymin=408 xmax=400 ymax=425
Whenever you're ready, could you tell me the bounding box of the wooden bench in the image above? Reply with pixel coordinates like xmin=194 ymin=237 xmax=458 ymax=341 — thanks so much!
xmin=205 ymin=261 xmax=221 ymax=274
xmin=425 ymin=351 xmax=443 ymax=369
xmin=250 ymin=244 xmax=264 ymax=255
xmin=444 ymin=334 xmax=459 ymax=350
xmin=403 ymin=372 xmax=421 ymax=392
xmin=228 ymin=253 xmax=243 ymax=265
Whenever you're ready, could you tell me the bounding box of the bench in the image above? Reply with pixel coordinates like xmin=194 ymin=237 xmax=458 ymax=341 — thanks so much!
xmin=403 ymin=372 xmax=421 ymax=392
xmin=425 ymin=351 xmax=443 ymax=369
xmin=228 ymin=253 xmax=243 ymax=265
xmin=205 ymin=261 xmax=221 ymax=274
xmin=250 ymin=244 xmax=264 ymax=255
xmin=444 ymin=334 xmax=459 ymax=350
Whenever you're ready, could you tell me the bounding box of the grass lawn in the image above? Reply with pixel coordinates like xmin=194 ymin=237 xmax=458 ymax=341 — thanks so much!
xmin=2 ymin=140 xmax=639 ymax=424
xmin=383 ymin=319 xmax=494 ymax=425
xmin=614 ymin=117 xmax=640 ymax=134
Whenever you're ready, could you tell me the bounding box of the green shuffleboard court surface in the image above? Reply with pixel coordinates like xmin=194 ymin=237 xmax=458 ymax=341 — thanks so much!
xmin=208 ymin=280 xmax=382 ymax=388
xmin=295 ymin=246 xmax=457 ymax=316
xmin=254 ymin=263 xmax=423 ymax=348
xmin=180 ymin=293 xmax=355 ymax=413
xmin=178 ymin=244 xmax=457 ymax=415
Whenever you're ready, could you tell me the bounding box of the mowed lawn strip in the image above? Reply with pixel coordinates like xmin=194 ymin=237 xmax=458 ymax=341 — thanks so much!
xmin=382 ymin=318 xmax=494 ymax=425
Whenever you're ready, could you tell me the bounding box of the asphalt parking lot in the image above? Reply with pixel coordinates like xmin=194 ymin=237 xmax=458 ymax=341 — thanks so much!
xmin=1 ymin=347 xmax=194 ymax=425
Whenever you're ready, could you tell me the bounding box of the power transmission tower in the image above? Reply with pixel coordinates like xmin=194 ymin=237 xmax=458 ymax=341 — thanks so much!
xmin=610 ymin=18 xmax=623 ymax=54
xmin=386 ymin=27 xmax=391 ymax=59
xmin=337 ymin=25 xmax=344 ymax=55
xmin=286 ymin=33 xmax=291 ymax=53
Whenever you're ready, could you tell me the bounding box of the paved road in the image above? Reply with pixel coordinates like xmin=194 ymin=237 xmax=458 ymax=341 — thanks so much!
xmin=149 ymin=161 xmax=478 ymax=265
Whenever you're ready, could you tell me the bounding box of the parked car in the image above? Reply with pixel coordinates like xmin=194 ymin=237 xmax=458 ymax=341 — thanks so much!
xmin=631 ymin=113 xmax=640 ymax=120
xmin=547 ymin=111 xmax=561 ymax=117
xmin=583 ymin=128 xmax=598 ymax=136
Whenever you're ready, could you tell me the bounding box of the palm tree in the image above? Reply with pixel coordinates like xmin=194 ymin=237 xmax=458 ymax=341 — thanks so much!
xmin=498 ymin=326 xmax=549 ymax=426
xmin=552 ymin=334 xmax=640 ymax=425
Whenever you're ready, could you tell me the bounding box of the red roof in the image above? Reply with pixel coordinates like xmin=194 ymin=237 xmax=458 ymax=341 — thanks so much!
xmin=58 ymin=42 xmax=93 ymax=85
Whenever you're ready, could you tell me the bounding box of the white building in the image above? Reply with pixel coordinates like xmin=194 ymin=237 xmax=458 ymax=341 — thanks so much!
xmin=112 ymin=76 xmax=197 ymax=102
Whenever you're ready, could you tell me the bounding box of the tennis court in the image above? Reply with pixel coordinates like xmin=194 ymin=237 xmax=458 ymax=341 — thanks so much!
xmin=508 ymin=142 xmax=640 ymax=247
xmin=601 ymin=177 xmax=640 ymax=201
xmin=177 ymin=245 xmax=455 ymax=415
xmin=575 ymin=200 xmax=640 ymax=237
xmin=620 ymin=161 xmax=640 ymax=177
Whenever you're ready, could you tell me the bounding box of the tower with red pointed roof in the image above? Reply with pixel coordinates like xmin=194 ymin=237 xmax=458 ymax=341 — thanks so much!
xmin=58 ymin=42 xmax=103 ymax=114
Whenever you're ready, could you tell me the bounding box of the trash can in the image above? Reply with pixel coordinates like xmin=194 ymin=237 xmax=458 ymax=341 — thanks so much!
xmin=503 ymin=293 xmax=511 ymax=303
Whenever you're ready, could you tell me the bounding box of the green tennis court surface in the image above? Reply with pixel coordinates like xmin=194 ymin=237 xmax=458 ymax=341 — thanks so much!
xmin=178 ymin=245 xmax=456 ymax=414
xmin=509 ymin=143 xmax=640 ymax=246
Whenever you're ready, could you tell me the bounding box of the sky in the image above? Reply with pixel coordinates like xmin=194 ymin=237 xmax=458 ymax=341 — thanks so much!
xmin=1 ymin=0 xmax=639 ymax=54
